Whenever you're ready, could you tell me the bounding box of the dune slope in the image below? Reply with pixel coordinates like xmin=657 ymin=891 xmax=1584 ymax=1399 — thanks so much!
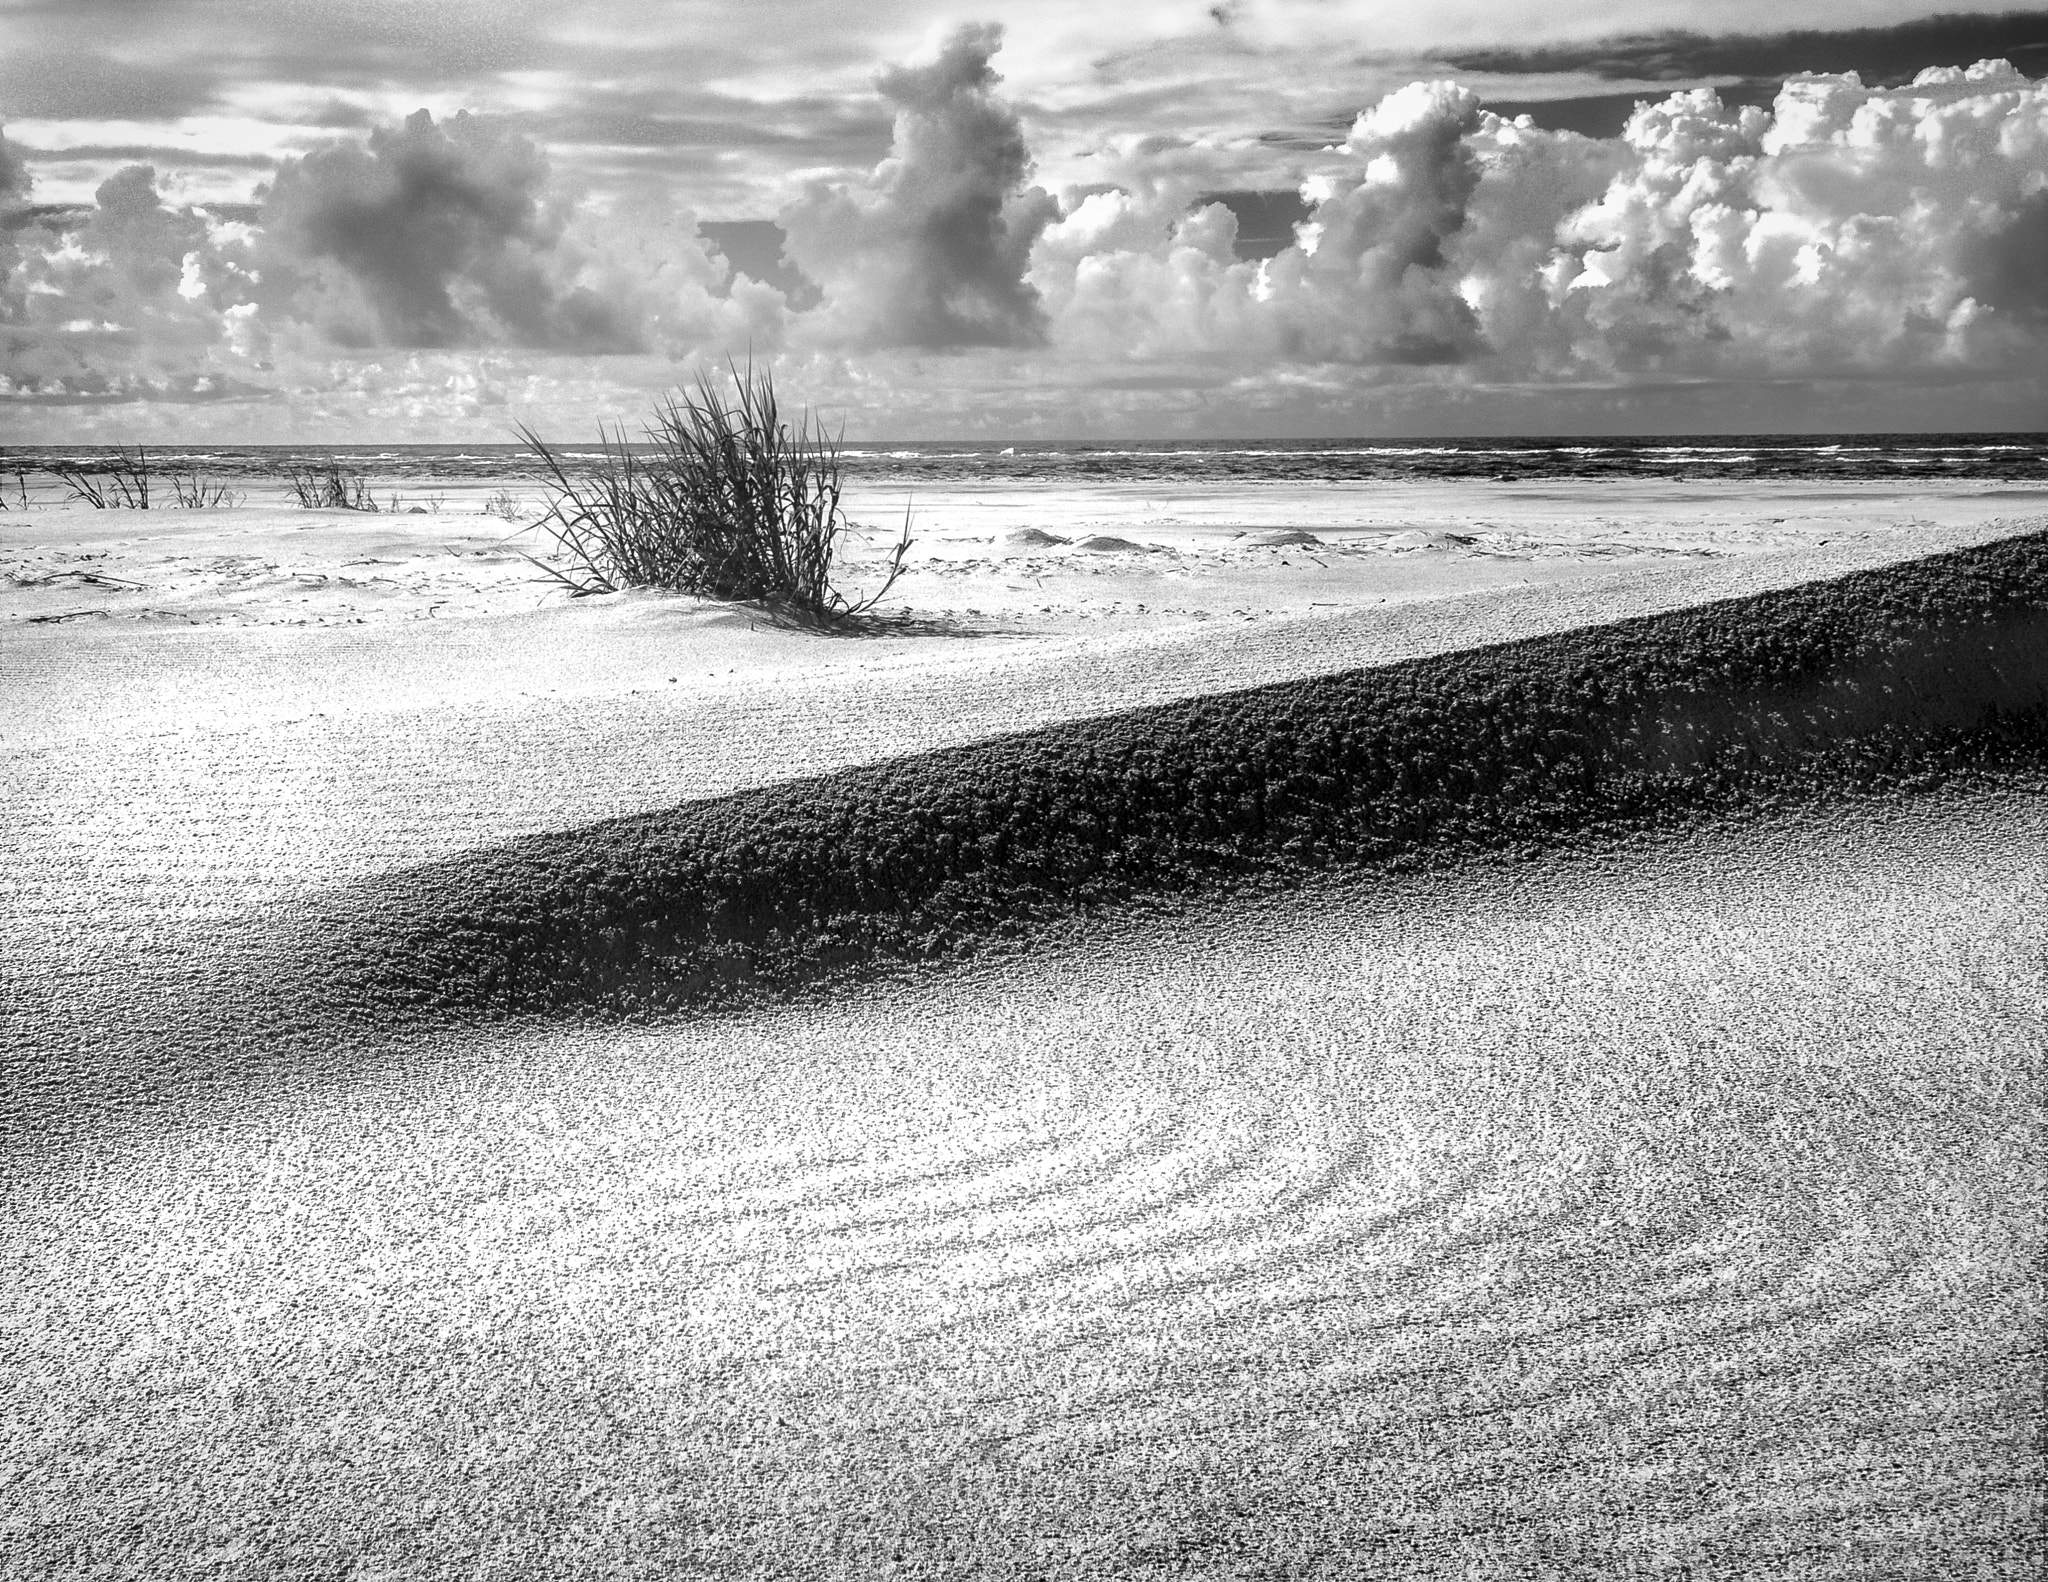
xmin=311 ymin=529 xmax=2048 ymax=1027
xmin=2 ymin=520 xmax=2043 ymax=1579
xmin=2 ymin=779 xmax=2041 ymax=1579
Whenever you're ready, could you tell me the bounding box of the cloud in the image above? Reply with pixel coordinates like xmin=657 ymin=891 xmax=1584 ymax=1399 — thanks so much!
xmin=7 ymin=13 xmax=2045 ymax=437
xmin=0 ymin=157 xmax=267 ymax=405
xmin=1 ymin=130 xmax=31 ymax=212
xmin=780 ymin=24 xmax=1062 ymax=349
xmin=1442 ymin=11 xmax=2048 ymax=88
xmin=1019 ymin=55 xmax=2048 ymax=395
xmin=255 ymin=109 xmax=644 ymax=352
xmin=1030 ymin=79 xmax=1506 ymax=367
xmin=1519 ymin=60 xmax=2048 ymax=379
xmin=0 ymin=107 xmax=795 ymax=418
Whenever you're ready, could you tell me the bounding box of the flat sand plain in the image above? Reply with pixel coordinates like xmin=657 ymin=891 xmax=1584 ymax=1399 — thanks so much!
xmin=3 ymin=479 xmax=2044 ymax=1577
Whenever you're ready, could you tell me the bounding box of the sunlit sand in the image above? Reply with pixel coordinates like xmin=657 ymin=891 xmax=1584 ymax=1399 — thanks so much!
xmin=3 ymin=480 xmax=2042 ymax=1576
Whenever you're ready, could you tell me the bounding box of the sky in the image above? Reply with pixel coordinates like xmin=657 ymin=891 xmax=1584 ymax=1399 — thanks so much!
xmin=1 ymin=1 xmax=2044 ymax=440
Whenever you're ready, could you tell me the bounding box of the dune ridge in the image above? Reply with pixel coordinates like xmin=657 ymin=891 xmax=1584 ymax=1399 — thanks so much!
xmin=318 ymin=529 xmax=2048 ymax=1026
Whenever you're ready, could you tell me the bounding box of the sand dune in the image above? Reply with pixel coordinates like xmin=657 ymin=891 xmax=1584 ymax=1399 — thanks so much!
xmin=4 ymin=786 xmax=2040 ymax=1577
xmin=2 ymin=485 xmax=2043 ymax=1577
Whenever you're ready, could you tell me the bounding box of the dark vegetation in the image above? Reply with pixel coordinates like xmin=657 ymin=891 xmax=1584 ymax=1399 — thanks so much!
xmin=50 ymin=447 xmax=242 ymax=508
xmin=316 ymin=532 xmax=2048 ymax=1027
xmin=285 ymin=457 xmax=380 ymax=511
xmin=518 ymin=362 xmax=911 ymax=621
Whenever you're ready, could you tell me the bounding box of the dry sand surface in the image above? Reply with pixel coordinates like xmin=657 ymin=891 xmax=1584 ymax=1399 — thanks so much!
xmin=3 ymin=479 xmax=2044 ymax=1577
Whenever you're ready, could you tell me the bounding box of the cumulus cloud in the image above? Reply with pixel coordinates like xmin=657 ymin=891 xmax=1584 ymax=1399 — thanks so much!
xmin=781 ymin=23 xmax=1061 ymax=349
xmin=1525 ymin=59 xmax=2048 ymax=379
xmin=1023 ymin=57 xmax=2048 ymax=393
xmin=1262 ymin=80 xmax=1493 ymax=364
xmin=0 ymin=155 xmax=265 ymax=405
xmin=7 ymin=25 xmax=2046 ymax=435
xmin=256 ymin=109 xmax=645 ymax=353
xmin=1029 ymin=80 xmax=1502 ymax=368
xmin=0 ymin=106 xmax=798 ymax=416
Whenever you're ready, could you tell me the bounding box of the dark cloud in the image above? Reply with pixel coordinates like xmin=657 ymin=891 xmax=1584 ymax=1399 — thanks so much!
xmin=697 ymin=222 xmax=822 ymax=310
xmin=258 ymin=110 xmax=642 ymax=352
xmin=83 ymin=166 xmax=210 ymax=297
xmin=781 ymin=24 xmax=1061 ymax=350
xmin=14 ymin=145 xmax=279 ymax=172
xmin=1201 ymin=190 xmax=1311 ymax=260
xmin=0 ymin=0 xmax=558 ymax=101
xmin=0 ymin=51 xmax=225 ymax=121
xmin=544 ymin=87 xmax=893 ymax=159
xmin=1 ymin=131 xmax=30 ymax=212
xmin=1965 ymin=188 xmax=2048 ymax=321
xmin=1 ymin=131 xmax=32 ymax=326
xmin=1478 ymin=86 xmax=1782 ymax=139
xmin=305 ymin=99 xmax=384 ymax=130
xmin=1442 ymin=10 xmax=2048 ymax=86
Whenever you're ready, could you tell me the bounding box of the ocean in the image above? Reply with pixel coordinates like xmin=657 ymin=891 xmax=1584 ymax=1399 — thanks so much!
xmin=3 ymin=433 xmax=2046 ymax=490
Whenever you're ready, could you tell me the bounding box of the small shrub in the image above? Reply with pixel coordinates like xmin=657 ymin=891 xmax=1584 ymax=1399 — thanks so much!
xmin=482 ymin=488 xmax=525 ymax=521
xmin=285 ymin=458 xmax=379 ymax=511
xmin=518 ymin=362 xmax=911 ymax=622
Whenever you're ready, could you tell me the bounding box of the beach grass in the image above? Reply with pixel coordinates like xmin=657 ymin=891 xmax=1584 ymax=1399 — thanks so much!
xmin=48 ymin=446 xmax=241 ymax=509
xmin=518 ymin=362 xmax=911 ymax=621
xmin=285 ymin=457 xmax=380 ymax=511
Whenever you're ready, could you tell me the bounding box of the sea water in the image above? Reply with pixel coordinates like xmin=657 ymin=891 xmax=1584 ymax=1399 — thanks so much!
xmin=4 ymin=432 xmax=2046 ymax=491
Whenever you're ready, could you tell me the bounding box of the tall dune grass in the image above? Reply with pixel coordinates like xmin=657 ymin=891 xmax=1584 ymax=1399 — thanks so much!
xmin=518 ymin=363 xmax=911 ymax=622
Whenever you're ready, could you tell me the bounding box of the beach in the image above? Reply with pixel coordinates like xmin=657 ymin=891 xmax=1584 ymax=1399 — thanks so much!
xmin=3 ymin=477 xmax=2044 ymax=1576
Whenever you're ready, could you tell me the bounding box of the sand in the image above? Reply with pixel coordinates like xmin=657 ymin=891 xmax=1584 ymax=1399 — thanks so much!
xmin=3 ymin=478 xmax=2044 ymax=1577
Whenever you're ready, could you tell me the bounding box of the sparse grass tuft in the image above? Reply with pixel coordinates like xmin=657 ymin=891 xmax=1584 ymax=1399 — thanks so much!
xmin=482 ymin=488 xmax=525 ymax=521
xmin=518 ymin=362 xmax=911 ymax=622
xmin=54 ymin=447 xmax=155 ymax=508
xmin=286 ymin=458 xmax=379 ymax=511
xmin=169 ymin=470 xmax=243 ymax=508
xmin=51 ymin=449 xmax=242 ymax=508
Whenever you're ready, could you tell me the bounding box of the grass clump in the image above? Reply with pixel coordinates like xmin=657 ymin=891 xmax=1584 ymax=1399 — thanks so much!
xmin=169 ymin=470 xmax=242 ymax=508
xmin=285 ymin=457 xmax=379 ymax=511
xmin=50 ymin=447 xmax=241 ymax=509
xmin=518 ymin=362 xmax=910 ymax=622
xmin=54 ymin=447 xmax=155 ymax=508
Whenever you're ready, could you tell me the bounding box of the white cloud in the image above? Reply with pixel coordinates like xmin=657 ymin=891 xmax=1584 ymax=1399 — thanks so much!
xmin=780 ymin=24 xmax=1061 ymax=350
xmin=1525 ymin=60 xmax=2048 ymax=378
xmin=1009 ymin=56 xmax=2048 ymax=396
xmin=4 ymin=18 xmax=2045 ymax=437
